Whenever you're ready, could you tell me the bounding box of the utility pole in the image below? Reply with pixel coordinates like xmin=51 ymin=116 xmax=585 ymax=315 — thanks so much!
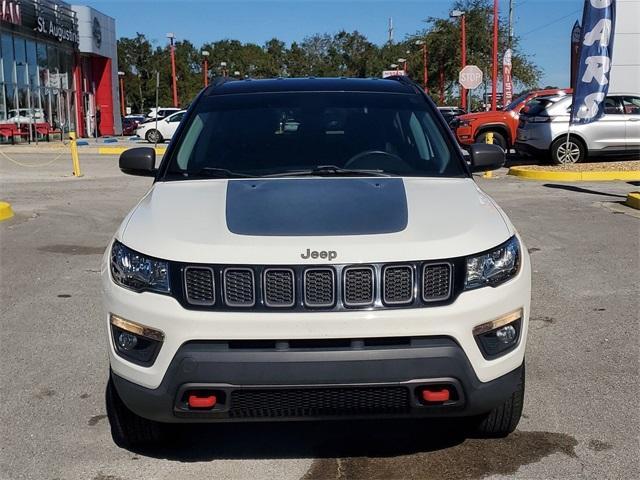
xmin=450 ymin=10 xmax=466 ymax=110
xmin=167 ymin=32 xmax=179 ymax=107
xmin=508 ymin=0 xmax=514 ymax=48
xmin=491 ymin=0 xmax=499 ymax=111
xmin=388 ymin=17 xmax=394 ymax=43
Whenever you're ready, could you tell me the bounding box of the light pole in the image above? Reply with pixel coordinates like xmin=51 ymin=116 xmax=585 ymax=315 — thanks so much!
xmin=491 ymin=0 xmax=499 ymax=111
xmin=415 ymin=40 xmax=428 ymax=92
xmin=117 ymin=71 xmax=125 ymax=117
xmin=201 ymin=50 xmax=210 ymax=87
xmin=390 ymin=63 xmax=399 ymax=75
xmin=167 ymin=32 xmax=178 ymax=107
xmin=397 ymin=57 xmax=407 ymax=73
xmin=220 ymin=61 xmax=228 ymax=77
xmin=450 ymin=9 xmax=466 ymax=110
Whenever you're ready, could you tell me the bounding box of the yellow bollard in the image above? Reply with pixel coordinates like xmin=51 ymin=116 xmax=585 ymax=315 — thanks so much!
xmin=69 ymin=132 xmax=82 ymax=177
xmin=483 ymin=132 xmax=494 ymax=178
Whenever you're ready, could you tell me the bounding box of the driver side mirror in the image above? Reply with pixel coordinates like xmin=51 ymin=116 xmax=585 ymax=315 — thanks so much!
xmin=468 ymin=143 xmax=505 ymax=173
xmin=119 ymin=147 xmax=157 ymax=177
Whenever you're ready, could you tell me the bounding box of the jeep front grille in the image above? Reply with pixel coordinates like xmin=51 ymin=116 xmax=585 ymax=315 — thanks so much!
xmin=422 ymin=263 xmax=452 ymax=302
xmin=184 ymin=267 xmax=215 ymax=305
xmin=263 ymin=269 xmax=295 ymax=307
xmin=304 ymin=269 xmax=335 ymax=307
xmin=180 ymin=260 xmax=456 ymax=310
xmin=223 ymin=268 xmax=255 ymax=307
xmin=383 ymin=266 xmax=414 ymax=305
xmin=343 ymin=267 xmax=375 ymax=306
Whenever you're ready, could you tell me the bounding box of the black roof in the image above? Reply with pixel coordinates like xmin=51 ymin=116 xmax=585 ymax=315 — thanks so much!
xmin=204 ymin=77 xmax=419 ymax=96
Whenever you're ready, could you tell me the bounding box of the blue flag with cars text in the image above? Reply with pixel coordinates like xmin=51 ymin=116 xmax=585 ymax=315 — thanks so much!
xmin=570 ymin=0 xmax=616 ymax=125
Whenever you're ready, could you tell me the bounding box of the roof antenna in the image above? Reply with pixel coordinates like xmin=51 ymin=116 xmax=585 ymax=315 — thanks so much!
xmin=388 ymin=17 xmax=394 ymax=44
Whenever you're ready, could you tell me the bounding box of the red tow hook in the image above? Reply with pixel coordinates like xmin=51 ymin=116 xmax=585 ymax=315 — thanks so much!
xmin=188 ymin=393 xmax=217 ymax=409
xmin=420 ymin=387 xmax=451 ymax=403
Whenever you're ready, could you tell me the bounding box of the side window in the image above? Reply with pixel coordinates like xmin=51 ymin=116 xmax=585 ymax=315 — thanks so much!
xmin=407 ymin=113 xmax=431 ymax=161
xmin=622 ymin=97 xmax=640 ymax=115
xmin=603 ymin=97 xmax=622 ymax=115
xmin=169 ymin=112 xmax=184 ymax=123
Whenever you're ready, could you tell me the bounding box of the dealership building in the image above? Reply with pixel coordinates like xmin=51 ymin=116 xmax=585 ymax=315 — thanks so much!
xmin=0 ymin=0 xmax=121 ymax=142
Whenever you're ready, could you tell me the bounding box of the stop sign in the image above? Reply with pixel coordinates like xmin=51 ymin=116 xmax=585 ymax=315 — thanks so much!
xmin=459 ymin=65 xmax=483 ymax=90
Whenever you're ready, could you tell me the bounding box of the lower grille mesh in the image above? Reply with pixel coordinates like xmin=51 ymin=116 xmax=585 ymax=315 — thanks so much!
xmin=229 ymin=387 xmax=410 ymax=418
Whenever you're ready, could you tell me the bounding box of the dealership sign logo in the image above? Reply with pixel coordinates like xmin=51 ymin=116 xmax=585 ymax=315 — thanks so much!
xmin=570 ymin=0 xmax=616 ymax=124
xmin=36 ymin=16 xmax=79 ymax=44
xmin=92 ymin=17 xmax=102 ymax=48
xmin=1 ymin=0 xmax=21 ymax=25
xmin=502 ymin=49 xmax=513 ymax=106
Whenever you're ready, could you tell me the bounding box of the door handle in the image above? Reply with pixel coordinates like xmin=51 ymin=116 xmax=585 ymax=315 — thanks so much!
xmin=629 ymin=117 xmax=640 ymax=122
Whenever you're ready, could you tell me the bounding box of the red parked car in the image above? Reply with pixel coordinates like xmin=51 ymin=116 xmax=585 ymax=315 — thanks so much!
xmin=454 ymin=88 xmax=571 ymax=150
xmin=121 ymin=116 xmax=145 ymax=136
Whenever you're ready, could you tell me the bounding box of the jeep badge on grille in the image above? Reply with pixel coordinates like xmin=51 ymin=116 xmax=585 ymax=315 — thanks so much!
xmin=301 ymin=249 xmax=337 ymax=261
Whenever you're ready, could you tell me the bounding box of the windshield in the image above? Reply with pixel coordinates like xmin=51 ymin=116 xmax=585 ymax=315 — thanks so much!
xmin=164 ymin=92 xmax=464 ymax=179
xmin=503 ymin=93 xmax=530 ymax=112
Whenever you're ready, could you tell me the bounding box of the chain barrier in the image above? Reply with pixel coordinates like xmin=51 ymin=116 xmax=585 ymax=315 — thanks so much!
xmin=0 ymin=132 xmax=81 ymax=176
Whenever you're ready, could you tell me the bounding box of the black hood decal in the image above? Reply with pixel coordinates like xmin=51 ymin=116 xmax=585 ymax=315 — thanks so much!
xmin=226 ymin=178 xmax=408 ymax=236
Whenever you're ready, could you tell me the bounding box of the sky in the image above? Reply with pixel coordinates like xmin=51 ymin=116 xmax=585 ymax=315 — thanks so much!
xmin=74 ymin=0 xmax=584 ymax=88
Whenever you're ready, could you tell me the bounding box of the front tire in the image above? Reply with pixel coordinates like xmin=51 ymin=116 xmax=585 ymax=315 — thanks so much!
xmin=106 ymin=376 xmax=166 ymax=448
xmin=550 ymin=136 xmax=585 ymax=164
xmin=471 ymin=364 xmax=525 ymax=438
xmin=145 ymin=129 xmax=163 ymax=144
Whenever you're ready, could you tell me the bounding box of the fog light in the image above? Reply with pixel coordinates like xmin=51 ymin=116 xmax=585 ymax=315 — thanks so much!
xmin=117 ymin=332 xmax=138 ymax=350
xmin=110 ymin=314 xmax=164 ymax=366
xmin=473 ymin=309 xmax=523 ymax=359
xmin=496 ymin=325 xmax=517 ymax=344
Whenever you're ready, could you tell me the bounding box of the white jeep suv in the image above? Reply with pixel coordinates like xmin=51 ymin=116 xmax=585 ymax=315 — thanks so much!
xmin=103 ymin=77 xmax=530 ymax=448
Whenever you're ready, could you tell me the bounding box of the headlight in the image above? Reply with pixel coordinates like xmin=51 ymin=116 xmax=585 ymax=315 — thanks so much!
xmin=465 ymin=236 xmax=521 ymax=290
xmin=110 ymin=240 xmax=169 ymax=293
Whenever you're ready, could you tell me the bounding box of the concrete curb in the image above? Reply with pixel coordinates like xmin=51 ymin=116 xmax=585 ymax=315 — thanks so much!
xmin=625 ymin=192 xmax=640 ymax=210
xmin=97 ymin=146 xmax=167 ymax=155
xmin=508 ymin=166 xmax=640 ymax=182
xmin=0 ymin=201 xmax=14 ymax=222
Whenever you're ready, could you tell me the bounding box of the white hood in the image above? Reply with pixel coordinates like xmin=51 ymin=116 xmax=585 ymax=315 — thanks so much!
xmin=119 ymin=177 xmax=513 ymax=264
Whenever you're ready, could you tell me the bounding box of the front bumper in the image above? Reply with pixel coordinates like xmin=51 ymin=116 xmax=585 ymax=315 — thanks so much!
xmin=112 ymin=338 xmax=525 ymax=423
xmin=455 ymin=125 xmax=474 ymax=146
xmin=102 ymin=236 xmax=531 ymax=402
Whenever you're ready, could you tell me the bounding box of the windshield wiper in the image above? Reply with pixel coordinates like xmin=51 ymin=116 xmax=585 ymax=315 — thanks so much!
xmin=184 ymin=167 xmax=255 ymax=178
xmin=263 ymin=165 xmax=394 ymax=178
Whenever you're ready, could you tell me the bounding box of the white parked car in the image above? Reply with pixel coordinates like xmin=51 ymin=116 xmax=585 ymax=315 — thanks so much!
xmin=2 ymin=108 xmax=45 ymax=124
xmin=104 ymin=77 xmax=530 ymax=448
xmin=515 ymin=93 xmax=640 ymax=164
xmin=136 ymin=110 xmax=186 ymax=143
xmin=145 ymin=107 xmax=181 ymax=120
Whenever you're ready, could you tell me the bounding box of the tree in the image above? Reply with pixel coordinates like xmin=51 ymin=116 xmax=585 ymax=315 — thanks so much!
xmin=409 ymin=0 xmax=542 ymax=103
xmin=117 ymin=7 xmax=543 ymax=112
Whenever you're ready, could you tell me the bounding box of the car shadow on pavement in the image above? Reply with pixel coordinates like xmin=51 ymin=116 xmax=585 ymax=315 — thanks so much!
xmin=504 ymin=155 xmax=540 ymax=167
xmin=131 ymin=418 xmax=468 ymax=461
xmin=542 ymin=183 xmax=627 ymax=198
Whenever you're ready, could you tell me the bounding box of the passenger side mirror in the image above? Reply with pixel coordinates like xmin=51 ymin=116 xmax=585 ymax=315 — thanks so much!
xmin=119 ymin=147 xmax=157 ymax=177
xmin=468 ymin=143 xmax=505 ymax=173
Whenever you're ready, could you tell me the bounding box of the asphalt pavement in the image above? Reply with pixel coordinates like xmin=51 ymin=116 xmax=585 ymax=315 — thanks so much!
xmin=1 ymin=153 xmax=638 ymax=479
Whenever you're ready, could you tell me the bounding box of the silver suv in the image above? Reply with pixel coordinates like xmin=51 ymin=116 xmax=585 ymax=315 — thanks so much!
xmin=515 ymin=93 xmax=640 ymax=164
